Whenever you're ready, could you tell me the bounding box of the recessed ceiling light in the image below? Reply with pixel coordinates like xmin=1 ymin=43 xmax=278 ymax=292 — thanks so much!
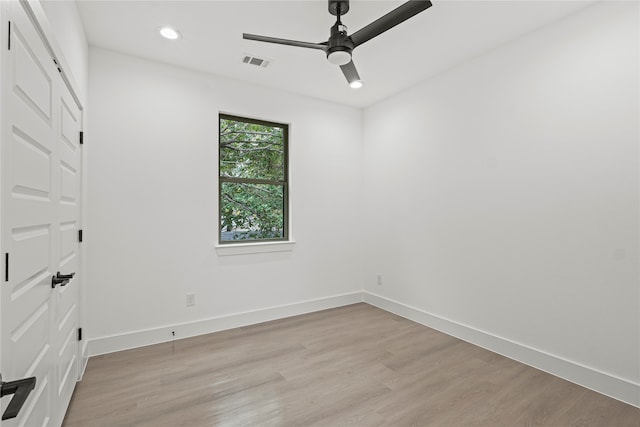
xmin=350 ymin=80 xmax=363 ymax=89
xmin=159 ymin=27 xmax=180 ymax=40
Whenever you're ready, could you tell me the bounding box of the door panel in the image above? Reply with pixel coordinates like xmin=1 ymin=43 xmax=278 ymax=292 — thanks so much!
xmin=59 ymin=222 xmax=77 ymax=265
xmin=59 ymin=164 xmax=76 ymax=204
xmin=16 ymin=372 xmax=50 ymax=427
xmin=52 ymin=66 xmax=82 ymax=424
xmin=1 ymin=1 xmax=57 ymax=422
xmin=59 ymin=99 xmax=77 ymax=153
xmin=10 ymin=302 xmax=49 ymax=375
xmin=11 ymin=129 xmax=51 ymax=197
xmin=57 ymin=326 xmax=76 ymax=397
xmin=9 ymin=227 xmax=49 ymax=290
xmin=11 ymin=17 xmax=52 ymax=124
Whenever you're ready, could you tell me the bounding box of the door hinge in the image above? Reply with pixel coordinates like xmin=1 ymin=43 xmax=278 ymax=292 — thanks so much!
xmin=7 ymin=21 xmax=11 ymax=51
xmin=79 ymin=131 xmax=84 ymax=145
xmin=4 ymin=253 xmax=8 ymax=282
xmin=78 ymin=229 xmax=83 ymax=243
xmin=77 ymin=328 xmax=83 ymax=341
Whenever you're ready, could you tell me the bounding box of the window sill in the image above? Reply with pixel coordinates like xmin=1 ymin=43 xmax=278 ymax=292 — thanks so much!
xmin=215 ymin=241 xmax=296 ymax=256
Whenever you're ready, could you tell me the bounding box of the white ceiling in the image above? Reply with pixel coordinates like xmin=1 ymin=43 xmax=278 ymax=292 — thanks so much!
xmin=77 ymin=0 xmax=594 ymax=108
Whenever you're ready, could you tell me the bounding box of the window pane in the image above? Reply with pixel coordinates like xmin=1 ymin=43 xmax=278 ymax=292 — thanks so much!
xmin=220 ymin=118 xmax=285 ymax=181
xmin=220 ymin=182 xmax=285 ymax=242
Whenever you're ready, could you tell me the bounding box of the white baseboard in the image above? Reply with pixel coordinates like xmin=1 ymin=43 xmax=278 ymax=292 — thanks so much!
xmin=363 ymin=292 xmax=640 ymax=408
xmin=88 ymin=292 xmax=363 ymax=357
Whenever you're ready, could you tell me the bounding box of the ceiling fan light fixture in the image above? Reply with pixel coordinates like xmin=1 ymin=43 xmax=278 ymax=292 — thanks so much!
xmin=159 ymin=27 xmax=181 ymax=40
xmin=327 ymin=50 xmax=352 ymax=66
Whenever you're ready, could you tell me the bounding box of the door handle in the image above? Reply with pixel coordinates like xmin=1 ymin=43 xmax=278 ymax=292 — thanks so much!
xmin=51 ymin=271 xmax=75 ymax=288
xmin=0 ymin=374 xmax=36 ymax=420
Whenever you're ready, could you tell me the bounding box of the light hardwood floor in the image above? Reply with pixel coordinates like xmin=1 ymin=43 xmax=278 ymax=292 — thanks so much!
xmin=62 ymin=303 xmax=639 ymax=426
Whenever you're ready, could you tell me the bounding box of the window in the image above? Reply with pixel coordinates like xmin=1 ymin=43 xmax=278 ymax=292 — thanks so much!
xmin=219 ymin=114 xmax=288 ymax=244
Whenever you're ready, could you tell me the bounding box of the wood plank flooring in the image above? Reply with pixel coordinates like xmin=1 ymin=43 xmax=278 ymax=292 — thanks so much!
xmin=62 ymin=303 xmax=640 ymax=426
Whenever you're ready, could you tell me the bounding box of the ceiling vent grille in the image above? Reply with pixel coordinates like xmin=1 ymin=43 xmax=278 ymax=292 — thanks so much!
xmin=242 ymin=55 xmax=271 ymax=68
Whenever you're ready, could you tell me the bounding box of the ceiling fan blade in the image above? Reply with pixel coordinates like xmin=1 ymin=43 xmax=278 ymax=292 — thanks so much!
xmin=350 ymin=0 xmax=432 ymax=47
xmin=243 ymin=33 xmax=327 ymax=51
xmin=340 ymin=60 xmax=361 ymax=84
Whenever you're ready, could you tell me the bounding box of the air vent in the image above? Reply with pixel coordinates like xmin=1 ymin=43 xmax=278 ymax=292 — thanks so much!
xmin=242 ymin=55 xmax=271 ymax=68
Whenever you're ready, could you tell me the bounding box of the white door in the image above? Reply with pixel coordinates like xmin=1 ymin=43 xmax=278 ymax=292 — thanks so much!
xmin=52 ymin=61 xmax=82 ymax=425
xmin=1 ymin=1 xmax=82 ymax=425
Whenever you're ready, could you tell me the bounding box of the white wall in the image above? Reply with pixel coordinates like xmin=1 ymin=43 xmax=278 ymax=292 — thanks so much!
xmin=86 ymin=48 xmax=363 ymax=346
xmin=363 ymin=0 xmax=639 ymax=401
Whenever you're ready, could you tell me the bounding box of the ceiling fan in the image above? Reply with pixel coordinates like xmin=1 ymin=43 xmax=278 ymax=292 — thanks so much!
xmin=243 ymin=0 xmax=433 ymax=88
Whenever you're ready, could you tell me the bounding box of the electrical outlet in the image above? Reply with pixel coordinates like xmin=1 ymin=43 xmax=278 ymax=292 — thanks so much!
xmin=186 ymin=293 xmax=195 ymax=307
xmin=377 ymin=275 xmax=383 ymax=286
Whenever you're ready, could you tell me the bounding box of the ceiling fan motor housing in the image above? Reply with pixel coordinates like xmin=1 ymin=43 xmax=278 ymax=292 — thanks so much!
xmin=327 ymin=21 xmax=354 ymax=65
